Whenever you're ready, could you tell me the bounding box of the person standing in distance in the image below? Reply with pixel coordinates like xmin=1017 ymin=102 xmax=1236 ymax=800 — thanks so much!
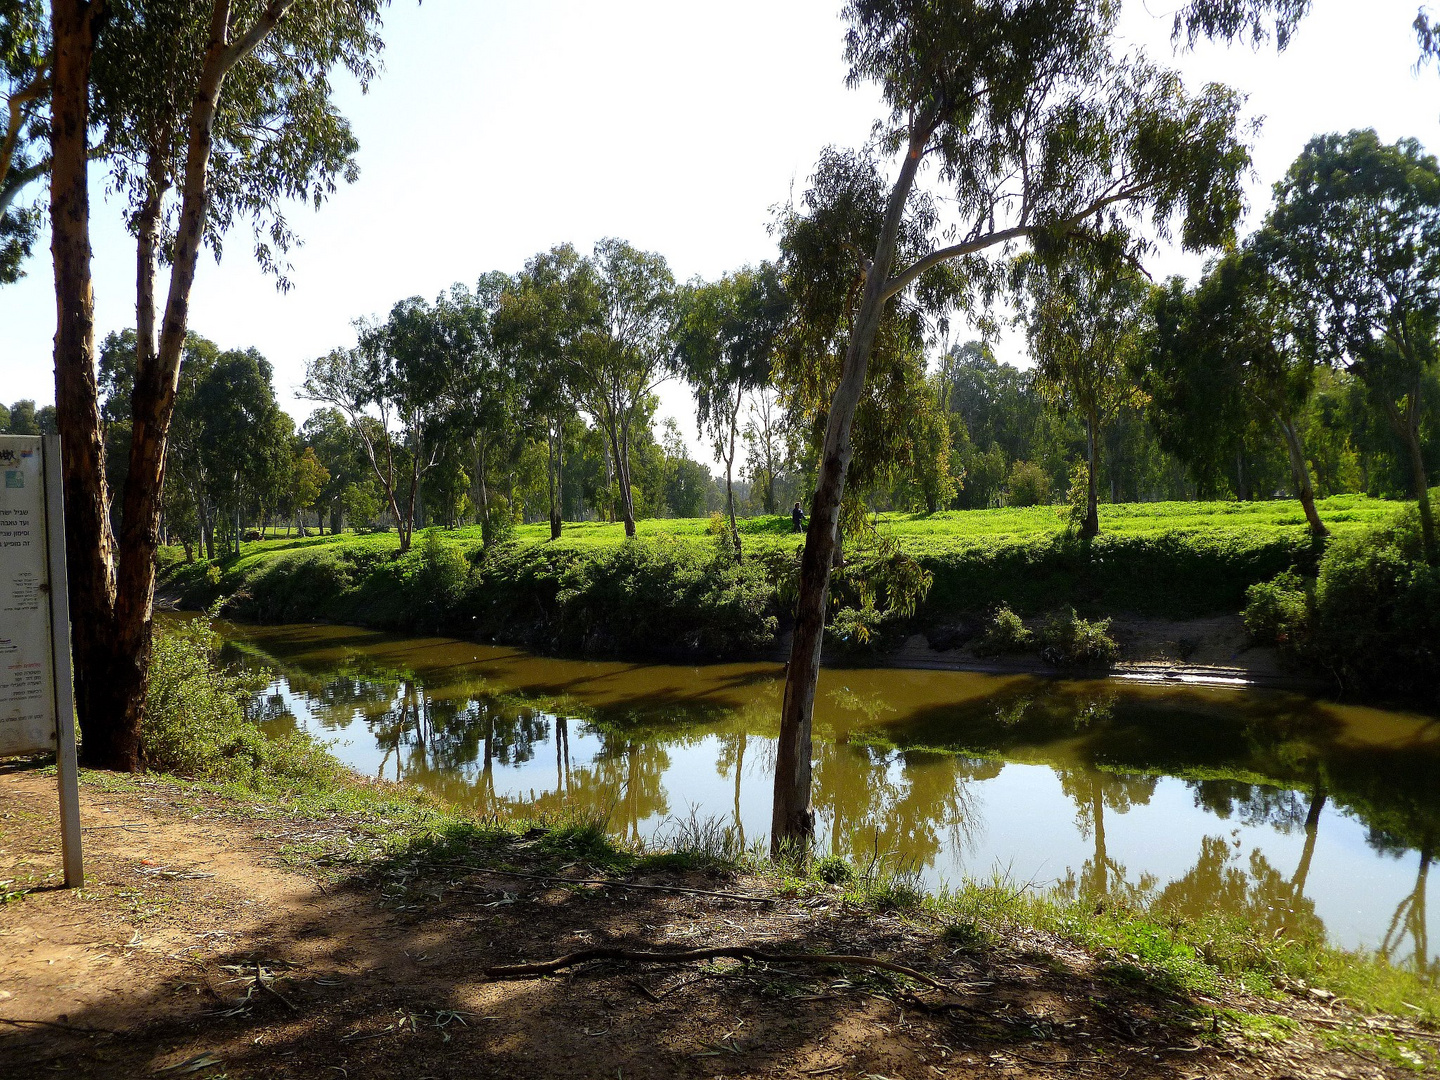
xmin=792 ymin=501 xmax=806 ymax=533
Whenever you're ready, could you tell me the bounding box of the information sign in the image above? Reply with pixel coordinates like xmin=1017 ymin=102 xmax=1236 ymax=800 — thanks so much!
xmin=0 ymin=434 xmax=83 ymax=886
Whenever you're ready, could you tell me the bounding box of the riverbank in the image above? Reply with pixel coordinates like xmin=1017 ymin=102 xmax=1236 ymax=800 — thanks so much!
xmin=159 ymin=497 xmax=1395 ymax=677
xmin=3 ymin=757 xmax=1438 ymax=1079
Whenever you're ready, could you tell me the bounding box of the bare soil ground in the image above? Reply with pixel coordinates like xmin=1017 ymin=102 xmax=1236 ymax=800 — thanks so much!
xmin=0 ymin=761 xmax=1424 ymax=1079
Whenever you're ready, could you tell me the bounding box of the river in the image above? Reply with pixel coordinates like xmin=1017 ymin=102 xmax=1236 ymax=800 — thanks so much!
xmin=211 ymin=618 xmax=1440 ymax=970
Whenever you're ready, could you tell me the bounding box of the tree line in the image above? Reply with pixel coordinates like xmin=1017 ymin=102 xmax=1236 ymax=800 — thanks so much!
xmin=110 ymin=189 xmax=1438 ymax=574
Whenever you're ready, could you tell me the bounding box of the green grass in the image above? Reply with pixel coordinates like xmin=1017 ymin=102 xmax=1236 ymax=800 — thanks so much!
xmin=206 ymin=494 xmax=1395 ymax=561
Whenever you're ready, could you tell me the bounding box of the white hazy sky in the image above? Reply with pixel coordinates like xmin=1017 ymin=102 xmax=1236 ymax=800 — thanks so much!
xmin=1 ymin=0 xmax=1437 ymax=466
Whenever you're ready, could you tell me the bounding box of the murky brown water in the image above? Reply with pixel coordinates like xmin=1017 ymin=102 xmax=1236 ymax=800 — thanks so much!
xmin=210 ymin=618 xmax=1440 ymax=969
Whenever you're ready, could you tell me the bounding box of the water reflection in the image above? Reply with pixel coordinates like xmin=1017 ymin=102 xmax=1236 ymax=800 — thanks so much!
xmin=204 ymin=617 xmax=1440 ymax=967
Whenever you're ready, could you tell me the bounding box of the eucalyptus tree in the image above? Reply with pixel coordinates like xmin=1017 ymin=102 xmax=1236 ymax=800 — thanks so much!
xmin=1019 ymin=256 xmax=1147 ymax=539
xmin=495 ymin=244 xmax=596 ymax=540
xmin=0 ymin=0 xmax=47 ymax=283
xmin=304 ymin=287 xmax=483 ymax=554
xmin=768 ymin=0 xmax=1250 ymax=853
xmin=1265 ymin=130 xmax=1440 ymax=561
xmin=194 ymin=347 xmax=287 ymax=553
xmin=459 ymin=271 xmax=520 ymax=544
xmin=673 ymin=262 xmax=788 ymax=556
xmin=47 ymin=0 xmax=388 ymax=771
xmin=568 ymin=238 xmax=677 ymax=538
xmin=742 ymin=387 xmax=788 ymax=514
xmin=1140 ymin=244 xmax=1329 ymax=536
xmin=301 ymin=407 xmax=366 ymax=533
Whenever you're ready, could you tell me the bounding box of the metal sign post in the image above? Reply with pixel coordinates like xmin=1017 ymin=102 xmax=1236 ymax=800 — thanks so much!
xmin=0 ymin=434 xmax=83 ymax=888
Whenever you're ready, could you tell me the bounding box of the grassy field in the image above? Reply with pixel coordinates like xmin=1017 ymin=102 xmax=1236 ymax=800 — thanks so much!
xmin=160 ymin=495 xmax=1410 ymax=656
xmin=223 ymin=493 xmax=1395 ymax=559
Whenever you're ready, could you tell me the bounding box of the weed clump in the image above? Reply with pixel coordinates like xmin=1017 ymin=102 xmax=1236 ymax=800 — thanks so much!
xmin=973 ymin=604 xmax=1033 ymax=656
xmin=812 ymin=854 xmax=854 ymax=885
xmin=1037 ymin=607 xmax=1119 ymax=669
xmin=1243 ymin=568 xmax=1312 ymax=650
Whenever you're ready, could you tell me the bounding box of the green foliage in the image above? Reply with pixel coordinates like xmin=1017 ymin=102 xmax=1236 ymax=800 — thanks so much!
xmin=340 ymin=481 xmax=381 ymax=530
xmin=973 ymin=604 xmax=1033 ymax=656
xmin=1036 ymin=607 xmax=1119 ymax=669
xmin=143 ymin=618 xmax=337 ymax=790
xmin=1062 ymin=460 xmax=1091 ymax=531
xmin=1243 ymin=505 xmax=1440 ymax=703
xmin=1310 ymin=507 xmax=1440 ymax=702
xmin=812 ymin=854 xmax=855 ymax=885
xmin=548 ymin=540 xmax=778 ymax=658
xmin=1243 ymin=568 xmax=1312 ymax=649
xmin=161 ymin=496 xmax=1406 ymax=658
xmin=824 ymin=604 xmax=893 ymax=658
xmin=1005 ymin=459 xmax=1050 ymax=507
xmin=417 ymin=530 xmax=471 ymax=627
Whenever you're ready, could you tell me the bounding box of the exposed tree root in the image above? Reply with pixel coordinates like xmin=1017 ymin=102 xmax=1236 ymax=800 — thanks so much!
xmin=484 ymin=945 xmax=951 ymax=989
xmin=443 ymin=863 xmax=773 ymax=904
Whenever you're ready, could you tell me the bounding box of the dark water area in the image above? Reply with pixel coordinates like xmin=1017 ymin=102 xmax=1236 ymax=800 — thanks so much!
xmin=204 ymin=617 xmax=1440 ymax=969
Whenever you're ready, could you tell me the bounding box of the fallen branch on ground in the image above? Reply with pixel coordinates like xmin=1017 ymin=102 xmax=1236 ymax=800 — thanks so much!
xmin=442 ymin=864 xmax=772 ymax=904
xmin=0 ymin=1016 xmax=116 ymax=1035
xmin=485 ymin=945 xmax=950 ymax=989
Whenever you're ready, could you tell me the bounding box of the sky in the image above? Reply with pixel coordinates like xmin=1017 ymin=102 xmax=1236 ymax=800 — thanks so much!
xmin=2 ymin=0 xmax=1437 ymax=468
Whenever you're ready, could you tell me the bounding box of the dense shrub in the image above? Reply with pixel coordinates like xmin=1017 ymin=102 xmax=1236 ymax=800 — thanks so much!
xmin=825 ymin=604 xmax=895 ymax=658
xmin=1005 ymin=460 xmax=1051 ymax=507
xmin=547 ymin=541 xmax=778 ymax=658
xmin=1036 ymin=607 xmax=1119 ymax=669
xmin=1242 ymin=568 xmax=1312 ymax=650
xmin=415 ymin=529 xmax=471 ymax=628
xmin=973 ymin=604 xmax=1033 ymax=656
xmin=1310 ymin=509 xmax=1440 ymax=703
xmin=144 ymin=618 xmax=337 ymax=787
xmin=1243 ymin=507 xmax=1440 ymax=703
xmin=157 ymin=497 xmax=1394 ymax=664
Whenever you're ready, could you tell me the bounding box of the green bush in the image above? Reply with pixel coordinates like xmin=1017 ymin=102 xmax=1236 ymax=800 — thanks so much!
xmin=1310 ymin=508 xmax=1440 ymax=703
xmin=143 ymin=618 xmax=337 ymax=788
xmin=1242 ymin=568 xmax=1312 ymax=650
xmin=1036 ymin=607 xmax=1119 ymax=669
xmin=973 ymin=604 xmax=1033 ymax=656
xmin=812 ymin=854 xmax=854 ymax=885
xmin=416 ymin=529 xmax=471 ymax=627
xmin=1005 ymin=460 xmax=1051 ymax=507
xmin=543 ymin=541 xmax=777 ymax=658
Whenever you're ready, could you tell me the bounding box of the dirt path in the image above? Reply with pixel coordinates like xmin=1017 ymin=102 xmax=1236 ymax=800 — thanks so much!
xmin=0 ymin=763 xmax=1424 ymax=1079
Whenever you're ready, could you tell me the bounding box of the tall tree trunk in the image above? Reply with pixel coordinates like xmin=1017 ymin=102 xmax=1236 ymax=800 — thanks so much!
xmin=1081 ymin=412 xmax=1099 ymax=539
xmin=725 ymin=385 xmax=742 ymax=560
xmin=547 ymin=417 xmax=563 ymax=540
xmin=401 ymin=438 xmax=420 ymax=553
xmin=200 ymin=495 xmax=214 ymax=560
xmin=50 ymin=0 xmax=126 ymax=768
xmin=476 ymin=439 xmax=491 ymax=543
xmin=110 ymin=0 xmax=300 ymax=767
xmin=770 ymin=120 xmax=929 ymax=857
xmin=1278 ymin=413 xmax=1327 ymax=538
xmin=1382 ymin=396 xmax=1437 ymax=563
xmin=611 ymin=419 xmax=636 ymax=538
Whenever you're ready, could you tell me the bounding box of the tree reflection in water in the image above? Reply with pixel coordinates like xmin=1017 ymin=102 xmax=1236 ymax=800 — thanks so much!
xmin=218 ymin=619 xmax=1440 ymax=969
